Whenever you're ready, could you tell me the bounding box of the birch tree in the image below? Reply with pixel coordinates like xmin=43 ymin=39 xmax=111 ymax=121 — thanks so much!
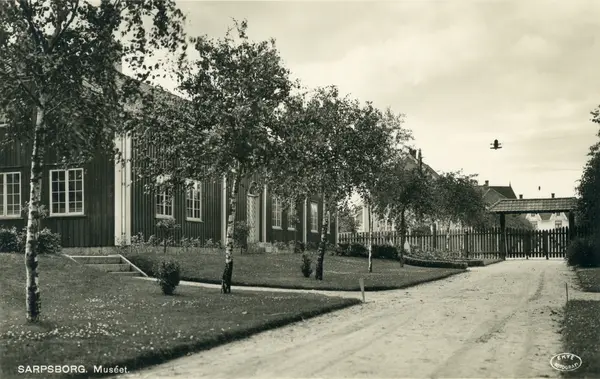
xmin=371 ymin=156 xmax=435 ymax=265
xmin=135 ymin=21 xmax=295 ymax=293
xmin=353 ymin=108 xmax=410 ymax=272
xmin=0 ymin=0 xmax=186 ymax=322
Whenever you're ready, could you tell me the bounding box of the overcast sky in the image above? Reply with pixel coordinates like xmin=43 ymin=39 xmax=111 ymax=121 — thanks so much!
xmin=138 ymin=0 xmax=600 ymax=198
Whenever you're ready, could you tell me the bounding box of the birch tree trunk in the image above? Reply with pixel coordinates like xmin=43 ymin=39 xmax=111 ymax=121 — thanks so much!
xmin=367 ymin=202 xmax=373 ymax=273
xmin=25 ymin=98 xmax=47 ymax=322
xmin=446 ymin=222 xmax=451 ymax=251
xmin=221 ymin=169 xmax=241 ymax=294
xmin=399 ymin=208 xmax=407 ymax=267
xmin=315 ymin=194 xmax=328 ymax=280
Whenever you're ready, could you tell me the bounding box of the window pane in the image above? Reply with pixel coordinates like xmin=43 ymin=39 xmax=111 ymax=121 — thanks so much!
xmin=72 ymin=169 xmax=83 ymax=180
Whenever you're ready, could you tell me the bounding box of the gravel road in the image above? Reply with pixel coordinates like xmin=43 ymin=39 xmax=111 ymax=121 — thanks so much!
xmin=118 ymin=259 xmax=598 ymax=379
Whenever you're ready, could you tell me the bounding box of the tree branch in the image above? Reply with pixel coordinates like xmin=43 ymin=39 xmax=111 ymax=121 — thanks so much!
xmin=18 ymin=0 xmax=49 ymax=53
xmin=48 ymin=0 xmax=80 ymax=53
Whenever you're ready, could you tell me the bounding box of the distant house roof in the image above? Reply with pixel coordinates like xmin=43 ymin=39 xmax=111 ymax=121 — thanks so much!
xmin=488 ymin=197 xmax=577 ymax=214
xmin=483 ymin=185 xmax=516 ymax=199
xmin=482 ymin=188 xmax=508 ymax=206
xmin=539 ymin=212 xmax=553 ymax=221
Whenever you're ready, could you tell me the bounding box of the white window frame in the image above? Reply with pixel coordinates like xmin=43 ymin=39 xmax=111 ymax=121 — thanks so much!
xmin=0 ymin=172 xmax=21 ymax=218
xmin=287 ymin=200 xmax=296 ymax=230
xmin=272 ymin=196 xmax=282 ymax=229
xmin=555 ymin=220 xmax=562 ymax=229
xmin=155 ymin=174 xmax=174 ymax=219
xmin=49 ymin=168 xmax=84 ymax=216
xmin=185 ymin=179 xmax=202 ymax=222
xmin=310 ymin=202 xmax=318 ymax=233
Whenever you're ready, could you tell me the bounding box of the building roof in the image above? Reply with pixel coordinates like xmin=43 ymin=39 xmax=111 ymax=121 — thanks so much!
xmin=485 ymin=185 xmax=516 ymax=199
xmin=488 ymin=197 xmax=577 ymax=214
xmin=482 ymin=188 xmax=508 ymax=206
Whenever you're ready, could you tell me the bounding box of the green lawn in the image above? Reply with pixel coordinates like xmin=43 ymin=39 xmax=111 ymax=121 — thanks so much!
xmin=560 ymin=266 xmax=600 ymax=377
xmin=124 ymin=250 xmax=466 ymax=291
xmin=561 ymin=301 xmax=600 ymax=378
xmin=575 ymin=267 xmax=600 ymax=292
xmin=0 ymin=253 xmax=360 ymax=379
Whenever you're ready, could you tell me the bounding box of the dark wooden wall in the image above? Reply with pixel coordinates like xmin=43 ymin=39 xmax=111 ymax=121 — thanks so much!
xmin=0 ymin=136 xmax=115 ymax=247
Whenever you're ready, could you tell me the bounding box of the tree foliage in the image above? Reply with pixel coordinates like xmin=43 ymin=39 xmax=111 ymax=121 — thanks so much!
xmin=132 ymin=20 xmax=296 ymax=293
xmin=0 ymin=0 xmax=187 ymax=322
xmin=576 ymin=105 xmax=600 ymax=235
xmin=432 ymin=171 xmax=488 ymax=230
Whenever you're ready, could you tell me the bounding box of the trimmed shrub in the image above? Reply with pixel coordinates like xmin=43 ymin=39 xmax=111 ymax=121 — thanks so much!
xmin=155 ymin=259 xmax=181 ymax=295
xmin=0 ymin=227 xmax=20 ymax=253
xmin=404 ymin=255 xmax=468 ymax=269
xmin=348 ymin=243 xmax=367 ymax=257
xmin=566 ymin=237 xmax=600 ymax=267
xmin=0 ymin=227 xmax=61 ymax=254
xmin=372 ymin=245 xmax=398 ymax=260
xmin=36 ymin=228 xmax=62 ymax=254
xmin=300 ymin=253 xmax=313 ymax=278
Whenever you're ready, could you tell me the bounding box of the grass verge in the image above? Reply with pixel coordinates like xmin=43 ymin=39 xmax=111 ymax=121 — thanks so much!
xmin=561 ymin=300 xmax=600 ymax=378
xmin=574 ymin=267 xmax=600 ymax=292
xmin=0 ymin=253 xmax=360 ymax=379
xmin=125 ymin=250 xmax=466 ymax=291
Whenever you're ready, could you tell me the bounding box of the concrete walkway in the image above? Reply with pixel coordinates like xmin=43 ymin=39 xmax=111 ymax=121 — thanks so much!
xmin=116 ymin=260 xmax=598 ymax=379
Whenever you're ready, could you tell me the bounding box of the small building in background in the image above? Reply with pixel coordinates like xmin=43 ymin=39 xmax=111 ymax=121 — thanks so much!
xmin=524 ymin=193 xmax=570 ymax=230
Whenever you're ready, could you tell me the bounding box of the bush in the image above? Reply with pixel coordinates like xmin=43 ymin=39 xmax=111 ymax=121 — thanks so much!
xmin=293 ymin=240 xmax=305 ymax=254
xmin=232 ymin=221 xmax=250 ymax=250
xmin=404 ymin=255 xmax=468 ymax=269
xmin=272 ymin=240 xmax=289 ymax=252
xmin=566 ymin=237 xmax=600 ymax=267
xmin=372 ymin=245 xmax=398 ymax=260
xmin=36 ymin=228 xmax=62 ymax=255
xmin=0 ymin=227 xmax=20 ymax=253
xmin=348 ymin=243 xmax=367 ymax=257
xmin=154 ymin=260 xmax=181 ymax=295
xmin=0 ymin=227 xmax=61 ymax=254
xmin=300 ymin=253 xmax=313 ymax=278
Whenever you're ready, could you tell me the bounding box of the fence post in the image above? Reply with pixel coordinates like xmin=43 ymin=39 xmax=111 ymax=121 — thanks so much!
xmin=432 ymin=224 xmax=437 ymax=250
xmin=524 ymin=230 xmax=531 ymax=259
xmin=464 ymin=230 xmax=469 ymax=259
xmin=543 ymin=230 xmax=549 ymax=260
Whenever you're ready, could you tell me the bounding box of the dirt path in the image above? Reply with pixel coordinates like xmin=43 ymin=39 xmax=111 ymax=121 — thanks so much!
xmin=118 ymin=260 xmax=595 ymax=379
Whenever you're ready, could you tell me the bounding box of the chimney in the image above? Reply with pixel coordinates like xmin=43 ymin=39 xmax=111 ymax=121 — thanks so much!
xmin=519 ymin=194 xmax=523 ymax=199
xmin=484 ymin=180 xmax=489 ymax=187
xmin=551 ymin=193 xmax=555 ymax=198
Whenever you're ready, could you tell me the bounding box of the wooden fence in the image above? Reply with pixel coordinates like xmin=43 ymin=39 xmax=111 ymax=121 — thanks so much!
xmin=339 ymin=226 xmax=581 ymax=259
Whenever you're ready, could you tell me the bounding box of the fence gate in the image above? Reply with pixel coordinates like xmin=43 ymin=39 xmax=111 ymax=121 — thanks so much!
xmin=504 ymin=227 xmax=570 ymax=259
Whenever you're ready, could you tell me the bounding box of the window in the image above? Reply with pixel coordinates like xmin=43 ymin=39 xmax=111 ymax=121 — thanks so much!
xmin=310 ymin=202 xmax=318 ymax=232
xmin=327 ymin=211 xmax=331 ymax=234
xmin=287 ymin=200 xmax=296 ymax=230
xmin=555 ymin=220 xmax=563 ymax=229
xmin=186 ymin=179 xmax=202 ymax=221
xmin=155 ymin=175 xmax=174 ymax=218
xmin=272 ymin=196 xmax=282 ymax=229
xmin=50 ymin=169 xmax=84 ymax=215
xmin=0 ymin=172 xmax=21 ymax=217
xmin=531 ymin=221 xmax=538 ymax=229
